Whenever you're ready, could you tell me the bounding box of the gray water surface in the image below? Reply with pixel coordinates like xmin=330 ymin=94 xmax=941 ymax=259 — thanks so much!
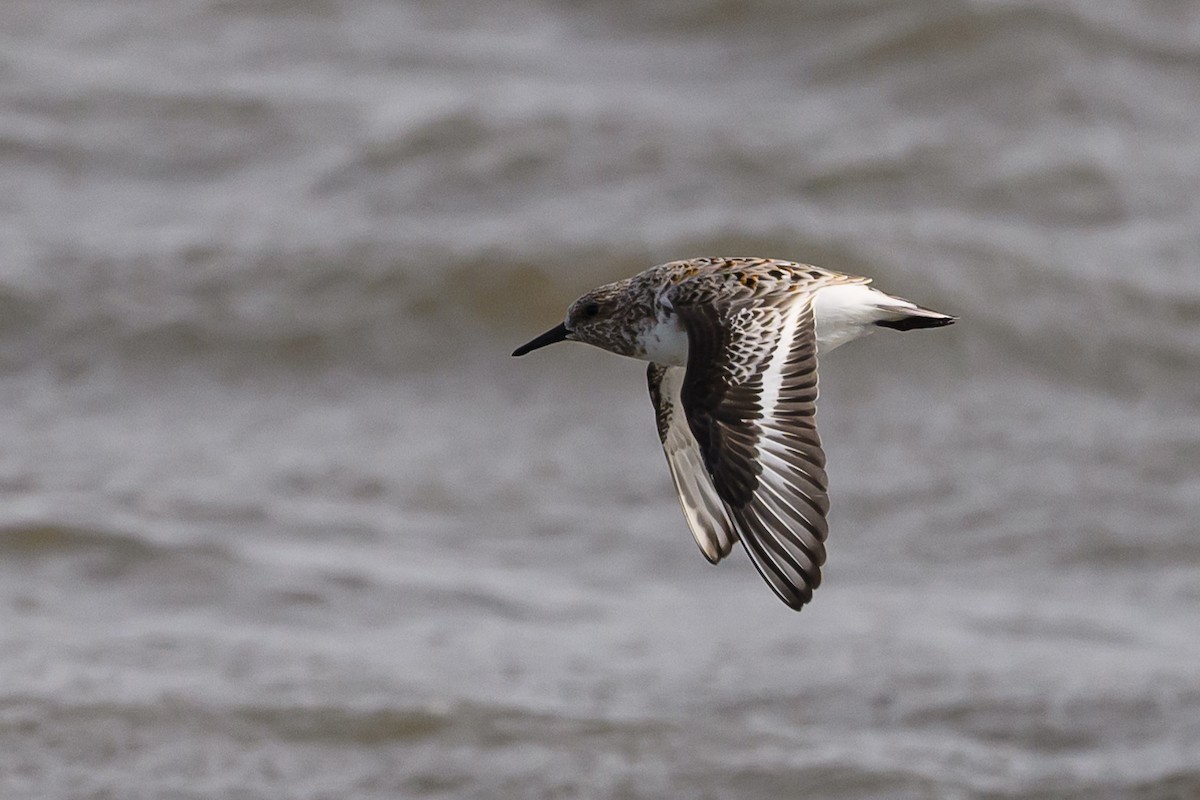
xmin=1 ymin=1 xmax=1198 ymax=798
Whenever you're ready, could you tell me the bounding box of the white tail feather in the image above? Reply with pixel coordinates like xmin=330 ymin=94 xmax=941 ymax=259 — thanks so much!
xmin=813 ymin=284 xmax=954 ymax=351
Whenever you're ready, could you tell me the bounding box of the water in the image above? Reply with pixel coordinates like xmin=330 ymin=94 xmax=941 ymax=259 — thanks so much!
xmin=1 ymin=1 xmax=1198 ymax=797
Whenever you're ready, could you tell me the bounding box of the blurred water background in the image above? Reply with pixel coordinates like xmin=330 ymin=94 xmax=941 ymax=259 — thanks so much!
xmin=1 ymin=1 xmax=1198 ymax=798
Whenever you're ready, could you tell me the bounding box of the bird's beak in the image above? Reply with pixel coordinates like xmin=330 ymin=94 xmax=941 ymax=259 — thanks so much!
xmin=512 ymin=322 xmax=572 ymax=356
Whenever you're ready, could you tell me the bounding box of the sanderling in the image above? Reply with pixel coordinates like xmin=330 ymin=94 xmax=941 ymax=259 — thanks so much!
xmin=513 ymin=257 xmax=955 ymax=611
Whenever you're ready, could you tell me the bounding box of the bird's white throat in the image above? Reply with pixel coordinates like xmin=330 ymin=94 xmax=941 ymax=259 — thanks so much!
xmin=638 ymin=314 xmax=689 ymax=366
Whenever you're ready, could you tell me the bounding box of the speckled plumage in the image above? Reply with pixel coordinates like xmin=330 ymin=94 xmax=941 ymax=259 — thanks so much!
xmin=513 ymin=257 xmax=955 ymax=611
xmin=555 ymin=257 xmax=865 ymax=362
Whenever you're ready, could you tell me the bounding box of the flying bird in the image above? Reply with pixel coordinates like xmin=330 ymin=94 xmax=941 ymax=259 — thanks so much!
xmin=513 ymin=257 xmax=955 ymax=610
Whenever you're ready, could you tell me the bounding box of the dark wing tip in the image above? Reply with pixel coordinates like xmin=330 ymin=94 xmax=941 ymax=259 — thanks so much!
xmin=875 ymin=311 xmax=957 ymax=331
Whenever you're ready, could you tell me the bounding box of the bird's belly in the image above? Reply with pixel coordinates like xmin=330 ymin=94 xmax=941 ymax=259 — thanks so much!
xmin=638 ymin=315 xmax=689 ymax=366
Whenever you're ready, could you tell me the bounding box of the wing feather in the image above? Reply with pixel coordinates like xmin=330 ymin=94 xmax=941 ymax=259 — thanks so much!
xmin=647 ymin=363 xmax=737 ymax=563
xmin=668 ymin=288 xmax=832 ymax=610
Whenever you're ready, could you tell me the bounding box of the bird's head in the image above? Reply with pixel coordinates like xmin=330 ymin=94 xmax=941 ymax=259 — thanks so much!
xmin=512 ymin=282 xmax=633 ymax=357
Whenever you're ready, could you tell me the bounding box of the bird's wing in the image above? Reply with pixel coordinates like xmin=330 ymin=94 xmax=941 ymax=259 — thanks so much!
xmin=669 ymin=290 xmax=830 ymax=610
xmin=647 ymin=363 xmax=738 ymax=563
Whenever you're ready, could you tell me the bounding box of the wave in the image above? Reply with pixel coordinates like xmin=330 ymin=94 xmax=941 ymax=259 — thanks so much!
xmin=0 ymin=520 xmax=236 ymax=590
xmin=1 ymin=233 xmax=1195 ymax=401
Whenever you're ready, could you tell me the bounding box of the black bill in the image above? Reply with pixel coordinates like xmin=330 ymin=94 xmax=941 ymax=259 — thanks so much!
xmin=512 ymin=322 xmax=571 ymax=356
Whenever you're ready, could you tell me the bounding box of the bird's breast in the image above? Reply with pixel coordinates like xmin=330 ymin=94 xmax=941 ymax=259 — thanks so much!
xmin=637 ymin=313 xmax=689 ymax=366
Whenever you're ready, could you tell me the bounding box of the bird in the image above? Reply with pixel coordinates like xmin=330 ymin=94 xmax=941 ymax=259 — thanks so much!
xmin=512 ymin=257 xmax=955 ymax=611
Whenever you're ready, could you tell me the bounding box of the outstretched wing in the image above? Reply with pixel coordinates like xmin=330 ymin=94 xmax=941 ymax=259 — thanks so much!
xmin=672 ymin=293 xmax=831 ymax=610
xmin=648 ymin=363 xmax=737 ymax=564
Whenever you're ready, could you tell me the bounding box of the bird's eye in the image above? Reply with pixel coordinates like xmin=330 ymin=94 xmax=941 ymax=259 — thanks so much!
xmin=583 ymin=303 xmax=601 ymax=317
